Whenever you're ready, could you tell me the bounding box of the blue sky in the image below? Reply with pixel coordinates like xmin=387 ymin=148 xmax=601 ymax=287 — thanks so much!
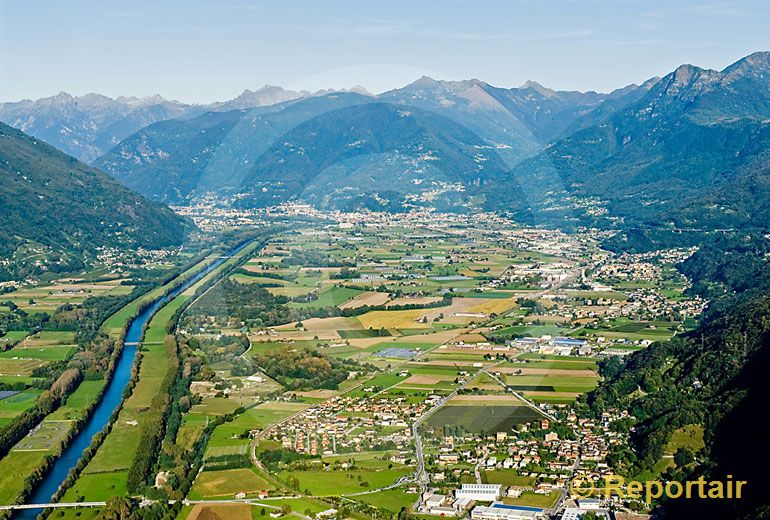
xmin=1 ymin=0 xmax=768 ymax=103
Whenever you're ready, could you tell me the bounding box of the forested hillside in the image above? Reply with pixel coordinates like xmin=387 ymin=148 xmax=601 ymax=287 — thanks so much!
xmin=0 ymin=122 xmax=193 ymax=277
xmin=588 ymin=235 xmax=770 ymax=519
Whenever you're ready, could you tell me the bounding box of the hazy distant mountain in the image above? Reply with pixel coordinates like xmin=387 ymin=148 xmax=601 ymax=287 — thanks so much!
xmin=236 ymin=102 xmax=509 ymax=210
xmin=29 ymin=51 xmax=770 ymax=224
xmin=94 ymin=77 xmax=648 ymax=208
xmin=206 ymin=85 xmax=310 ymax=111
xmin=498 ymin=51 xmax=770 ymax=229
xmin=379 ymin=77 xmax=650 ymax=166
xmin=96 ymin=94 xmax=509 ymax=210
xmin=0 ymin=86 xmax=362 ymax=163
xmin=95 ymin=93 xmax=375 ymax=202
xmin=0 ymin=122 xmax=192 ymax=263
xmin=0 ymin=92 xmax=201 ymax=163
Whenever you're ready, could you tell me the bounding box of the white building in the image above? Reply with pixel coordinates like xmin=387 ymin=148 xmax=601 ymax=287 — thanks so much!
xmin=424 ymin=493 xmax=448 ymax=509
xmin=455 ymin=484 xmax=502 ymax=502
xmin=470 ymin=503 xmax=543 ymax=520
xmin=561 ymin=508 xmax=610 ymax=520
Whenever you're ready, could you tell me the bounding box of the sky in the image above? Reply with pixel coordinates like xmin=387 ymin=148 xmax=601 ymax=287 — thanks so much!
xmin=1 ymin=0 xmax=769 ymax=104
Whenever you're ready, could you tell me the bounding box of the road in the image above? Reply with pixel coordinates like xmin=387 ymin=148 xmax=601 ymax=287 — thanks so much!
xmin=473 ymin=456 xmax=485 ymax=484
xmin=410 ymin=361 xmax=504 ymax=498
xmin=484 ymin=370 xmax=557 ymax=422
xmin=0 ymin=497 xmax=299 ymax=511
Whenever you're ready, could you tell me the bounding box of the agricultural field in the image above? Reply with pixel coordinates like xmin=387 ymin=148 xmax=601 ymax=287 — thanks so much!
xmin=0 ymin=330 xmax=79 ymax=389
xmin=424 ymin=401 xmax=544 ymax=434
xmin=0 ymin=389 xmax=41 ymax=425
xmin=189 ymin=468 xmax=273 ymax=499
xmin=0 ymin=330 xmax=29 ymax=344
xmin=277 ymin=464 xmax=413 ymax=496
xmin=501 ymin=356 xmax=601 ymax=403
xmin=3 ymin=278 xmax=132 ymax=314
xmin=501 ymin=491 xmax=560 ymax=509
xmin=185 ymin=503 xmax=253 ymax=520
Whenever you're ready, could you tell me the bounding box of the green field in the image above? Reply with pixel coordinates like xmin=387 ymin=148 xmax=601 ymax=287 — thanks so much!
xmin=520 ymin=359 xmax=598 ymax=370
xmin=0 ymin=390 xmax=41 ymax=421
xmin=0 ymin=330 xmax=30 ymax=343
xmin=501 ymin=491 xmax=560 ymax=508
xmin=0 ymin=345 xmax=76 ymax=362
xmin=63 ymin=470 xmax=129 ymax=501
xmin=505 ymin=375 xmax=598 ymax=393
xmin=0 ymin=358 xmax=46 ymax=376
xmin=289 ymin=286 xmax=363 ymax=309
xmin=143 ymin=295 xmax=190 ymax=344
xmin=190 ymin=396 xmax=241 ymax=416
xmin=202 ymin=402 xmax=308 ymax=449
xmin=190 ymin=468 xmax=274 ymax=498
xmin=29 ymin=330 xmax=77 ymax=343
xmin=48 ymin=380 xmax=105 ymax=421
xmin=0 ymin=450 xmax=49 ymax=503
xmin=353 ymin=487 xmax=420 ymax=512
xmin=278 ymin=466 xmax=412 ymax=496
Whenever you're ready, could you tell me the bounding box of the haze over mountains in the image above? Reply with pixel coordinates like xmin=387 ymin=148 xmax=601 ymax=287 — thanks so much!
xmin=87 ymin=74 xmax=667 ymax=212
xmin=2 ymin=52 xmax=770 ymax=234
xmin=0 ymin=85 xmax=358 ymax=163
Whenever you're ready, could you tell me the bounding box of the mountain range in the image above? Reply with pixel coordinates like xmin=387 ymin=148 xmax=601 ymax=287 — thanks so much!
xmin=500 ymin=51 xmax=770 ymax=229
xmin=3 ymin=52 xmax=770 ymax=231
xmin=0 ymin=85 xmax=361 ymax=164
xmin=87 ymin=74 xmax=664 ymax=210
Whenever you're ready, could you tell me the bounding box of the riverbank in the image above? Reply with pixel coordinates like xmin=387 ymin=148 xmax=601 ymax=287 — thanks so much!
xmin=48 ymin=240 xmax=260 ymax=509
xmin=0 ymin=243 xmax=249 ymax=519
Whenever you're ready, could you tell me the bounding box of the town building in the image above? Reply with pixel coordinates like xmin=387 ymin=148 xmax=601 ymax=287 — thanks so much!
xmin=455 ymin=483 xmax=502 ymax=501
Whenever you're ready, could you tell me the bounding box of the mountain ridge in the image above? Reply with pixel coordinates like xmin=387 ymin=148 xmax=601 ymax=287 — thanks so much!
xmin=0 ymin=121 xmax=192 ymax=278
xmin=494 ymin=51 xmax=770 ymax=229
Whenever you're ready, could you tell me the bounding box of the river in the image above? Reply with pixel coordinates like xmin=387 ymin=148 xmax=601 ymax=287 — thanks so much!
xmin=17 ymin=243 xmax=246 ymax=518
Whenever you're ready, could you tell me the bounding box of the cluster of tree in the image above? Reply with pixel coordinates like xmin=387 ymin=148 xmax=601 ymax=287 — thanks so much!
xmin=279 ymin=249 xmax=353 ymax=268
xmin=97 ymin=496 xmax=178 ymax=520
xmin=259 ymin=448 xmax=317 ymax=470
xmin=331 ymin=266 xmax=358 ymax=279
xmin=204 ymin=452 xmax=252 ymax=471
xmin=253 ymin=349 xmax=367 ymax=390
xmin=184 ymin=279 xmax=295 ymax=326
xmin=187 ymin=334 xmax=249 ymax=365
